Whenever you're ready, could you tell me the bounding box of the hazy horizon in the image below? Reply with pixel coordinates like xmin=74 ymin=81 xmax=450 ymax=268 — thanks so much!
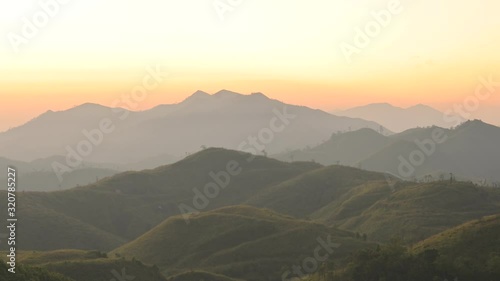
xmin=2 ymin=1 xmax=500 ymax=280
xmin=2 ymin=89 xmax=500 ymax=132
xmin=2 ymin=0 xmax=500 ymax=131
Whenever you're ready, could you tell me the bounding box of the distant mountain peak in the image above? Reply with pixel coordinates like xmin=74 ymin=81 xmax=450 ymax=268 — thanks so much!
xmin=73 ymin=102 xmax=106 ymax=109
xmin=371 ymin=102 xmax=395 ymax=107
xmin=181 ymin=90 xmax=211 ymax=103
xmin=336 ymin=102 xmax=449 ymax=132
xmin=192 ymin=90 xmax=210 ymax=97
xmin=213 ymin=89 xmax=241 ymax=98
xmin=407 ymin=103 xmax=434 ymax=110
xmin=249 ymin=92 xmax=270 ymax=100
xmin=64 ymin=103 xmax=111 ymax=114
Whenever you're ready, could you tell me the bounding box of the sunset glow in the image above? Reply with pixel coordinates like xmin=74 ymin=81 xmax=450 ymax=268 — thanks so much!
xmin=1 ymin=0 xmax=500 ymax=131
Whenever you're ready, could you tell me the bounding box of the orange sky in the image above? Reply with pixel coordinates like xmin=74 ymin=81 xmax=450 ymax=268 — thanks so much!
xmin=1 ymin=0 xmax=500 ymax=131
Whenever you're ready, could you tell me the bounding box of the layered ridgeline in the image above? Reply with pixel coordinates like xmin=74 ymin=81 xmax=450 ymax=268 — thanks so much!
xmin=1 ymin=148 xmax=499 ymax=253
xmin=334 ymin=103 xmax=456 ymax=132
xmin=0 ymin=149 xmax=321 ymax=250
xmin=246 ymin=165 xmax=500 ymax=242
xmin=0 ymin=90 xmax=385 ymax=164
xmin=273 ymin=120 xmax=500 ymax=183
xmin=1 ymin=148 xmax=499 ymax=280
xmin=110 ymin=206 xmax=375 ymax=281
xmin=0 ymin=156 xmax=121 ymax=192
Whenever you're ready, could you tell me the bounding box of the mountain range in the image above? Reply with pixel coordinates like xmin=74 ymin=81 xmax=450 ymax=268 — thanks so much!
xmin=273 ymin=120 xmax=500 ymax=183
xmin=334 ymin=103 xmax=460 ymax=132
xmin=0 ymin=90 xmax=386 ymax=164
xmin=1 ymin=148 xmax=499 ymax=280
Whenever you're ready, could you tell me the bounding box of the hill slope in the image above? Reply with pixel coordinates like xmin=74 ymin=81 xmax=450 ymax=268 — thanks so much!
xmin=273 ymin=120 xmax=500 ymax=183
xmin=2 ymin=250 xmax=166 ymax=281
xmin=1 ymin=148 xmax=321 ymax=251
xmin=111 ymin=206 xmax=375 ymax=281
xmin=414 ymin=214 xmax=500 ymax=261
xmin=245 ymin=165 xmax=500 ymax=243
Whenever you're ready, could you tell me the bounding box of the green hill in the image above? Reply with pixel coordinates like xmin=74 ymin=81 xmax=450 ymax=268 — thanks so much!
xmin=0 ymin=262 xmax=74 ymax=281
xmin=43 ymin=258 xmax=165 ymax=281
xmin=0 ymin=192 xmax=126 ymax=251
xmin=413 ymin=214 xmax=500 ymax=265
xmin=169 ymin=270 xmax=242 ymax=281
xmin=1 ymin=250 xmax=166 ymax=281
xmin=333 ymin=181 xmax=500 ymax=243
xmin=0 ymin=148 xmax=320 ymax=251
xmin=273 ymin=121 xmax=500 ymax=183
xmin=246 ymin=165 xmax=500 ymax=243
xmin=304 ymin=215 xmax=500 ymax=281
xmin=246 ymin=165 xmax=391 ymax=218
xmin=3 ymin=147 xmax=499 ymax=256
xmin=12 ymin=250 xmax=108 ymax=265
xmin=111 ymin=205 xmax=375 ymax=281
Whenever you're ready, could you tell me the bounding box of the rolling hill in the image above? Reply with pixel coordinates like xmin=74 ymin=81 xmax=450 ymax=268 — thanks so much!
xmin=1 ymin=250 xmax=166 ymax=281
xmin=273 ymin=120 xmax=500 ymax=183
xmin=245 ymin=164 xmax=500 ymax=243
xmin=0 ymin=262 xmax=73 ymax=281
xmin=0 ymin=148 xmax=321 ymax=251
xmin=1 ymin=147 xmax=499 ymax=255
xmin=413 ymin=214 xmax=500 ymax=263
xmin=111 ymin=205 xmax=375 ymax=281
xmin=169 ymin=271 xmax=242 ymax=281
xmin=0 ymin=192 xmax=126 ymax=251
xmin=331 ymin=181 xmax=500 ymax=243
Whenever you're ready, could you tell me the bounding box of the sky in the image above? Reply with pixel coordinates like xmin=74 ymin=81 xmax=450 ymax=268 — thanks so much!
xmin=1 ymin=0 xmax=500 ymax=131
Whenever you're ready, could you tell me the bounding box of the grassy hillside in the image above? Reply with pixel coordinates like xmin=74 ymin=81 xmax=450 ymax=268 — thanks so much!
xmin=3 ymin=147 xmax=499 ymax=258
xmin=43 ymin=259 xmax=165 ymax=281
xmin=246 ymin=165 xmax=500 ymax=244
xmin=413 ymin=214 xmax=500 ymax=264
xmin=246 ymin=165 xmax=391 ymax=218
xmin=273 ymin=121 xmax=500 ymax=183
xmin=0 ymin=192 xmax=126 ymax=251
xmin=304 ymin=215 xmax=500 ymax=281
xmin=169 ymin=270 xmax=242 ymax=281
xmin=0 ymin=262 xmax=74 ymax=281
xmin=334 ymin=181 xmax=500 ymax=243
xmin=1 ymin=250 xmax=166 ymax=281
xmin=111 ymin=206 xmax=375 ymax=281
xmin=12 ymin=250 xmax=108 ymax=265
xmin=1 ymin=148 xmax=321 ymax=251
